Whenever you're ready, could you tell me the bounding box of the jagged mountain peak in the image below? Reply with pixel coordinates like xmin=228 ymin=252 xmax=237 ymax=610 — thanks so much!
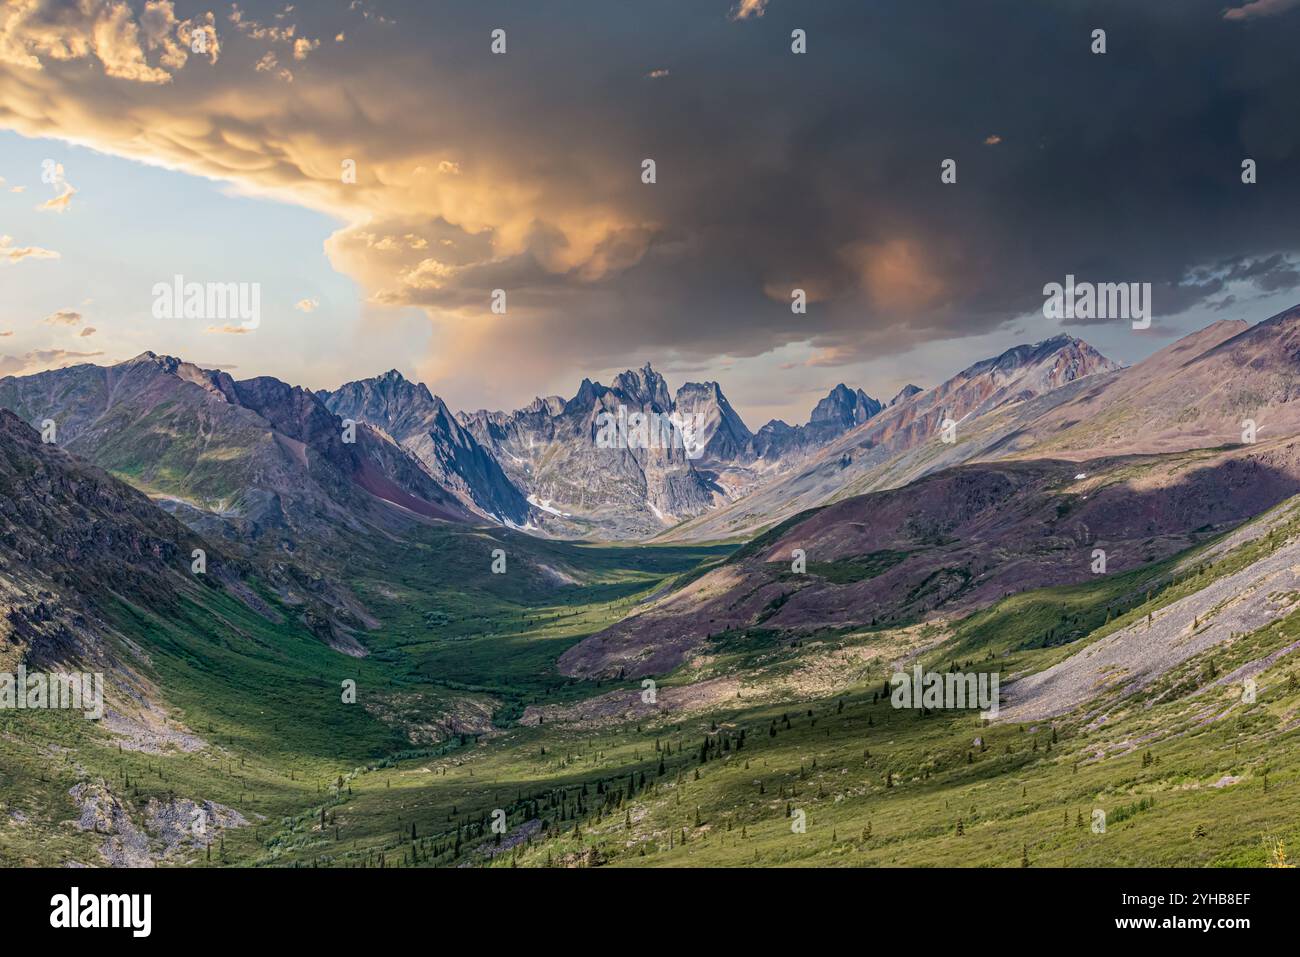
xmin=326 ymin=369 xmax=447 ymax=416
xmin=673 ymin=378 xmax=753 ymax=464
xmin=889 ymin=384 xmax=923 ymax=406
xmin=809 ymin=383 xmax=881 ymax=429
xmin=452 ymin=362 xmax=717 ymax=536
xmin=749 ymin=382 xmax=882 ymax=463
xmin=320 ymin=372 xmax=528 ymax=525
xmin=610 ymin=363 xmax=672 ymax=409
xmin=523 ymin=395 xmax=567 ymax=416
xmin=373 ymin=368 xmax=436 ymax=400
xmin=963 ymin=334 xmax=1113 ymax=380
xmin=122 ymin=350 xmax=196 ymax=376
xmin=675 ymin=379 xmax=724 ymax=401
xmin=567 ymin=377 xmax=603 ymax=412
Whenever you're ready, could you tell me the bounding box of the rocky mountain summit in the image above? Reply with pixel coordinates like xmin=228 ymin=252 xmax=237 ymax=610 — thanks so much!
xmin=457 ymin=363 xmax=715 ymax=538
xmin=320 ymin=370 xmax=529 ymax=525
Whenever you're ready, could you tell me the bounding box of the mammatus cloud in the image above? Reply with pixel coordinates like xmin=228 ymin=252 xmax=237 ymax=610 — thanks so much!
xmin=1223 ymin=0 xmax=1300 ymax=20
xmin=0 ymin=235 xmax=58 ymax=263
xmin=79 ymin=326 xmax=97 ymax=337
xmin=0 ymin=348 xmax=103 ymax=375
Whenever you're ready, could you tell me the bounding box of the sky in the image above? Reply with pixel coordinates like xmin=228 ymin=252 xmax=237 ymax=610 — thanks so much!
xmin=2 ymin=0 xmax=1300 ymax=429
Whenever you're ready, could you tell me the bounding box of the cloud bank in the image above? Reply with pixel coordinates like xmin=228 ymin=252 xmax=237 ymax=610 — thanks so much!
xmin=0 ymin=0 xmax=1298 ymax=399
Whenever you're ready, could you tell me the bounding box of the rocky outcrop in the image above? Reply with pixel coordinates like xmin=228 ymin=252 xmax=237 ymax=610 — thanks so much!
xmin=320 ymin=370 xmax=529 ymax=524
xmin=672 ymin=380 xmax=754 ymax=465
xmin=459 ymin=363 xmax=717 ymax=538
xmin=752 ymin=383 xmax=884 ymax=462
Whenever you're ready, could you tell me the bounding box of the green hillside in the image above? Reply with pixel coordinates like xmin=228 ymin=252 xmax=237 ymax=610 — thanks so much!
xmin=5 ymin=494 xmax=1296 ymax=868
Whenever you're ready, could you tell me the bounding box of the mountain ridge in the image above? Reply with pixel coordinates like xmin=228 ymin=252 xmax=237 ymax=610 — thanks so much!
xmin=657 ymin=333 xmax=1122 ymax=542
xmin=2 ymin=331 xmax=1133 ymax=545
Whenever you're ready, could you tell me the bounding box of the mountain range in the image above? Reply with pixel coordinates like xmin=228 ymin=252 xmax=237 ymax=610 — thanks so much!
xmin=0 ymin=327 xmax=1136 ymax=672
xmin=0 ymin=314 xmax=1281 ymax=665
xmin=6 ymin=306 xmax=1300 ymax=868
xmin=0 ymin=332 xmax=1122 ymax=546
xmin=563 ymin=307 xmax=1300 ymax=675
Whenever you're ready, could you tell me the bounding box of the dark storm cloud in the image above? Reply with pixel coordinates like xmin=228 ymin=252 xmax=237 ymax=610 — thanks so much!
xmin=356 ymin=0 xmax=1300 ymax=370
xmin=3 ymin=0 xmax=1299 ymax=384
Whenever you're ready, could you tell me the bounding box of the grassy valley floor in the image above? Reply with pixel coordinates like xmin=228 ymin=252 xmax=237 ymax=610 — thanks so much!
xmin=2 ymin=514 xmax=1298 ymax=868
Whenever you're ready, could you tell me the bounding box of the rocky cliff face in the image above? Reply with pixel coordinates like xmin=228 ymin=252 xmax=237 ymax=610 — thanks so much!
xmin=888 ymin=384 xmax=923 ymax=407
xmin=458 ymin=363 xmax=717 ymax=538
xmin=752 ymin=383 xmax=885 ymax=462
xmin=671 ymin=380 xmax=754 ymax=465
xmin=320 ymin=370 xmax=530 ymax=525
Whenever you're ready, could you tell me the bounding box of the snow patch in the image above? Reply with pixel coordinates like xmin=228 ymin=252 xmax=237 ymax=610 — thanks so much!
xmin=527 ymin=495 xmax=570 ymax=517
